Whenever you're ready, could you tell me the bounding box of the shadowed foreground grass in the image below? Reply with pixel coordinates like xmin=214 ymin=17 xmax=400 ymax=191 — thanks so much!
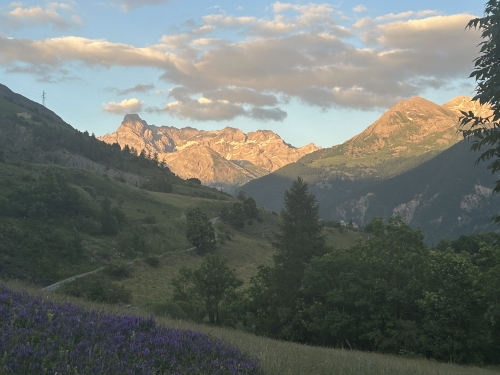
xmin=4 ymin=279 xmax=499 ymax=375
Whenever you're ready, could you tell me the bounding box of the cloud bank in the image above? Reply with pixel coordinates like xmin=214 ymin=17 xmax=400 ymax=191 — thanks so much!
xmin=0 ymin=2 xmax=481 ymax=121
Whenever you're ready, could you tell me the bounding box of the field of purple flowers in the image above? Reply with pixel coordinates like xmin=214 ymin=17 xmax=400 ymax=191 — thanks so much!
xmin=0 ymin=284 xmax=264 ymax=374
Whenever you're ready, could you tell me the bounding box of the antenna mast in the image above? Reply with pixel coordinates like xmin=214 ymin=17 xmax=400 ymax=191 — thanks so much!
xmin=41 ymin=90 xmax=46 ymax=106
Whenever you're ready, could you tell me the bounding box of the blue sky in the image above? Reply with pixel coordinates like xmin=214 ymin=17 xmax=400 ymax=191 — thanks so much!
xmin=0 ymin=0 xmax=485 ymax=148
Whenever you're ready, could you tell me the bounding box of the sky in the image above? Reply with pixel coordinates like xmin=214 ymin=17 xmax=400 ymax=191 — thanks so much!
xmin=0 ymin=0 xmax=485 ymax=148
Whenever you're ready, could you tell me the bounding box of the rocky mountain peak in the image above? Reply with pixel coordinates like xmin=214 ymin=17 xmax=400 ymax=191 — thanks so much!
xmin=217 ymin=127 xmax=247 ymax=142
xmin=442 ymin=96 xmax=493 ymax=118
xmin=98 ymin=114 xmax=320 ymax=189
xmin=344 ymin=96 xmax=461 ymax=158
xmin=120 ymin=113 xmax=149 ymax=134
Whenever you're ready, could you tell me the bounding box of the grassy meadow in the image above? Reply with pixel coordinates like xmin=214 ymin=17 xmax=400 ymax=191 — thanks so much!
xmin=3 ymin=279 xmax=499 ymax=375
xmin=59 ymin=207 xmax=366 ymax=309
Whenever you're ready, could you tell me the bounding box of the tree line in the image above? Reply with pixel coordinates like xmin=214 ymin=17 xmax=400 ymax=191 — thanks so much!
xmin=170 ymin=177 xmax=500 ymax=365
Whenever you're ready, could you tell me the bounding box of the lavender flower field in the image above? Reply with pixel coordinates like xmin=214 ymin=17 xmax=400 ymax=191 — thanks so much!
xmin=0 ymin=284 xmax=264 ymax=375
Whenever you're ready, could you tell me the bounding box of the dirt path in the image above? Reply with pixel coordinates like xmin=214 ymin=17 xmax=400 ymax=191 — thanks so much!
xmin=42 ymin=217 xmax=219 ymax=292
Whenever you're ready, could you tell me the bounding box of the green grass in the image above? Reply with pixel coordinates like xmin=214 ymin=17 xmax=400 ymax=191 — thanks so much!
xmin=68 ymin=210 xmax=366 ymax=309
xmin=4 ymin=279 xmax=499 ymax=375
xmin=0 ymin=97 xmax=74 ymax=132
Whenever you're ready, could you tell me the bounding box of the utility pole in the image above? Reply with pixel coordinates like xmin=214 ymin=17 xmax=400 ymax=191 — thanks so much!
xmin=41 ymin=90 xmax=46 ymax=106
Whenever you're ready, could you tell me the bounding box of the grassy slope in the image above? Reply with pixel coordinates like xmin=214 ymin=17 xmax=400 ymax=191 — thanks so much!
xmin=86 ymin=210 xmax=365 ymax=308
xmin=0 ymin=160 xmax=233 ymax=283
xmin=3 ymin=279 xmax=498 ymax=375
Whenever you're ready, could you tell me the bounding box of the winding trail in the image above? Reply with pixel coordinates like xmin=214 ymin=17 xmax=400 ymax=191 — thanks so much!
xmin=42 ymin=217 xmax=219 ymax=292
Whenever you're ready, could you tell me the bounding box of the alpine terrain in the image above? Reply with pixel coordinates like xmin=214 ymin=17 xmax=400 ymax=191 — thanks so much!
xmin=99 ymin=114 xmax=320 ymax=190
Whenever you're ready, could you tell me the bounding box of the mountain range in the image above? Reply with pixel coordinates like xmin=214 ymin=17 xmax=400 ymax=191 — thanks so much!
xmin=99 ymin=115 xmax=320 ymax=190
xmin=2 ymin=80 xmax=499 ymax=244
xmin=241 ymin=95 xmax=497 ymax=243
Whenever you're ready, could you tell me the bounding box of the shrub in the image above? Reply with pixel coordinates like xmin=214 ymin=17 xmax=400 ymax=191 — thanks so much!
xmin=104 ymin=260 xmax=133 ymax=279
xmin=145 ymin=256 xmax=160 ymax=268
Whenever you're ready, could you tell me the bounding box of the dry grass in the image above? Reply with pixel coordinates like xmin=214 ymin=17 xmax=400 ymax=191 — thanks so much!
xmin=3 ymin=279 xmax=499 ymax=375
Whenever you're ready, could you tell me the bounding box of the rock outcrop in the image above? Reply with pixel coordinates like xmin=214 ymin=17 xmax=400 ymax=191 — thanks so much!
xmin=99 ymin=115 xmax=320 ymax=188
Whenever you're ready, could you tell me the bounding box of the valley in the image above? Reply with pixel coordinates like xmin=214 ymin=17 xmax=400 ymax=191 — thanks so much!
xmin=1 ymin=83 xmax=500 ymax=373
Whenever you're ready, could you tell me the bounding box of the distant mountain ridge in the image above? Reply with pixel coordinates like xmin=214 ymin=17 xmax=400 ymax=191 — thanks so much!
xmin=242 ymin=96 xmax=492 ymax=218
xmin=330 ymin=139 xmax=500 ymax=244
xmin=99 ymin=114 xmax=320 ymax=189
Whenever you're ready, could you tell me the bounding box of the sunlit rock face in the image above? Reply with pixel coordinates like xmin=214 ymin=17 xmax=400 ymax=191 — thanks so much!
xmin=99 ymin=115 xmax=320 ymax=189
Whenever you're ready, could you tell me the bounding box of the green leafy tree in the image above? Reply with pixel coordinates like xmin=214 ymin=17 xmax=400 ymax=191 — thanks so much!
xmin=193 ymin=254 xmax=243 ymax=324
xmin=229 ymin=203 xmax=245 ymax=229
xmin=300 ymin=217 xmax=429 ymax=353
xmin=99 ymin=198 xmax=119 ymax=235
xmin=171 ymin=255 xmax=243 ymax=325
xmin=243 ymin=197 xmax=260 ymax=220
xmin=460 ymin=2 xmax=500 ymax=219
xmin=418 ymin=249 xmax=487 ymax=364
xmin=186 ymin=207 xmax=216 ymax=255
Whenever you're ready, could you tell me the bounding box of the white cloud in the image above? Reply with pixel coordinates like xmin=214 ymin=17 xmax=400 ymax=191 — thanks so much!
xmin=1 ymin=2 xmax=81 ymax=30
xmin=0 ymin=5 xmax=482 ymax=121
xmin=203 ymin=88 xmax=279 ymax=106
xmin=118 ymin=83 xmax=155 ymax=95
xmin=113 ymin=0 xmax=173 ymax=12
xmin=353 ymin=5 xmax=367 ymax=13
xmin=0 ymin=36 xmax=169 ymax=67
xmin=103 ymin=98 xmax=144 ymax=114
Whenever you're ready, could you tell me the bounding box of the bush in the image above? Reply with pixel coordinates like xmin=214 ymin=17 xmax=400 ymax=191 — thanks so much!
xmin=104 ymin=260 xmax=133 ymax=279
xmin=145 ymin=256 xmax=160 ymax=268
xmin=77 ymin=216 xmax=102 ymax=235
xmin=143 ymin=215 xmax=156 ymax=224
xmin=60 ymin=277 xmax=132 ymax=305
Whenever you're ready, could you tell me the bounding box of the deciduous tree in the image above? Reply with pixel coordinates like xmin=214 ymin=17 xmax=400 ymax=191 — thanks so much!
xmin=460 ymin=1 xmax=500 ymax=220
xmin=186 ymin=207 xmax=216 ymax=255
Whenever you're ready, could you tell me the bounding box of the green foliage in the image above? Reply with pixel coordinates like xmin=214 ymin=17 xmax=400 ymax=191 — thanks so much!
xmin=60 ymin=276 xmax=132 ymax=305
xmin=220 ymin=199 xmax=260 ymax=230
xmin=460 ymin=2 xmax=500 ymax=214
xmin=243 ymin=197 xmax=260 ymax=221
xmin=104 ymin=259 xmax=133 ymax=279
xmin=186 ymin=207 xmax=216 ymax=255
xmin=418 ymin=249 xmax=487 ymax=364
xmin=144 ymin=256 xmax=160 ymax=268
xmin=237 ymin=190 xmax=246 ymax=201
xmin=99 ymin=198 xmax=120 ymax=235
xmin=143 ymin=175 xmax=173 ymax=193
xmin=248 ymin=177 xmax=326 ymax=340
xmin=187 ymin=177 xmax=202 ymax=185
xmin=192 ymin=254 xmax=244 ymax=325
xmin=171 ymin=255 xmax=243 ymax=325
xmin=300 ymin=217 xmax=429 ymax=353
xmin=0 ymin=220 xmax=85 ymax=284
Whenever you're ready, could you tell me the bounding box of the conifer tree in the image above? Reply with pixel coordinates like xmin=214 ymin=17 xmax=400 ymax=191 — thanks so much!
xmin=249 ymin=177 xmax=326 ymax=339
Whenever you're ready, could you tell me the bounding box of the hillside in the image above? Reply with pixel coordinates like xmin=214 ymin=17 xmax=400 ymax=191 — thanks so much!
xmin=99 ymin=114 xmax=320 ymax=190
xmin=0 ymin=84 xmax=235 ymax=285
xmin=328 ymin=139 xmax=500 ymax=244
xmin=242 ymin=96 xmax=493 ymax=222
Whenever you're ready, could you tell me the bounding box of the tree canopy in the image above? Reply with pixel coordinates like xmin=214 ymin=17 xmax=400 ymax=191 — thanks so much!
xmin=460 ymin=1 xmax=500 ymax=212
xmin=185 ymin=207 xmax=216 ymax=255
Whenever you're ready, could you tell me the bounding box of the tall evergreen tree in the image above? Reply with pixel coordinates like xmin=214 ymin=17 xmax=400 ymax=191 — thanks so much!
xmin=249 ymin=177 xmax=326 ymax=340
xmin=273 ymin=177 xmax=326 ymax=279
